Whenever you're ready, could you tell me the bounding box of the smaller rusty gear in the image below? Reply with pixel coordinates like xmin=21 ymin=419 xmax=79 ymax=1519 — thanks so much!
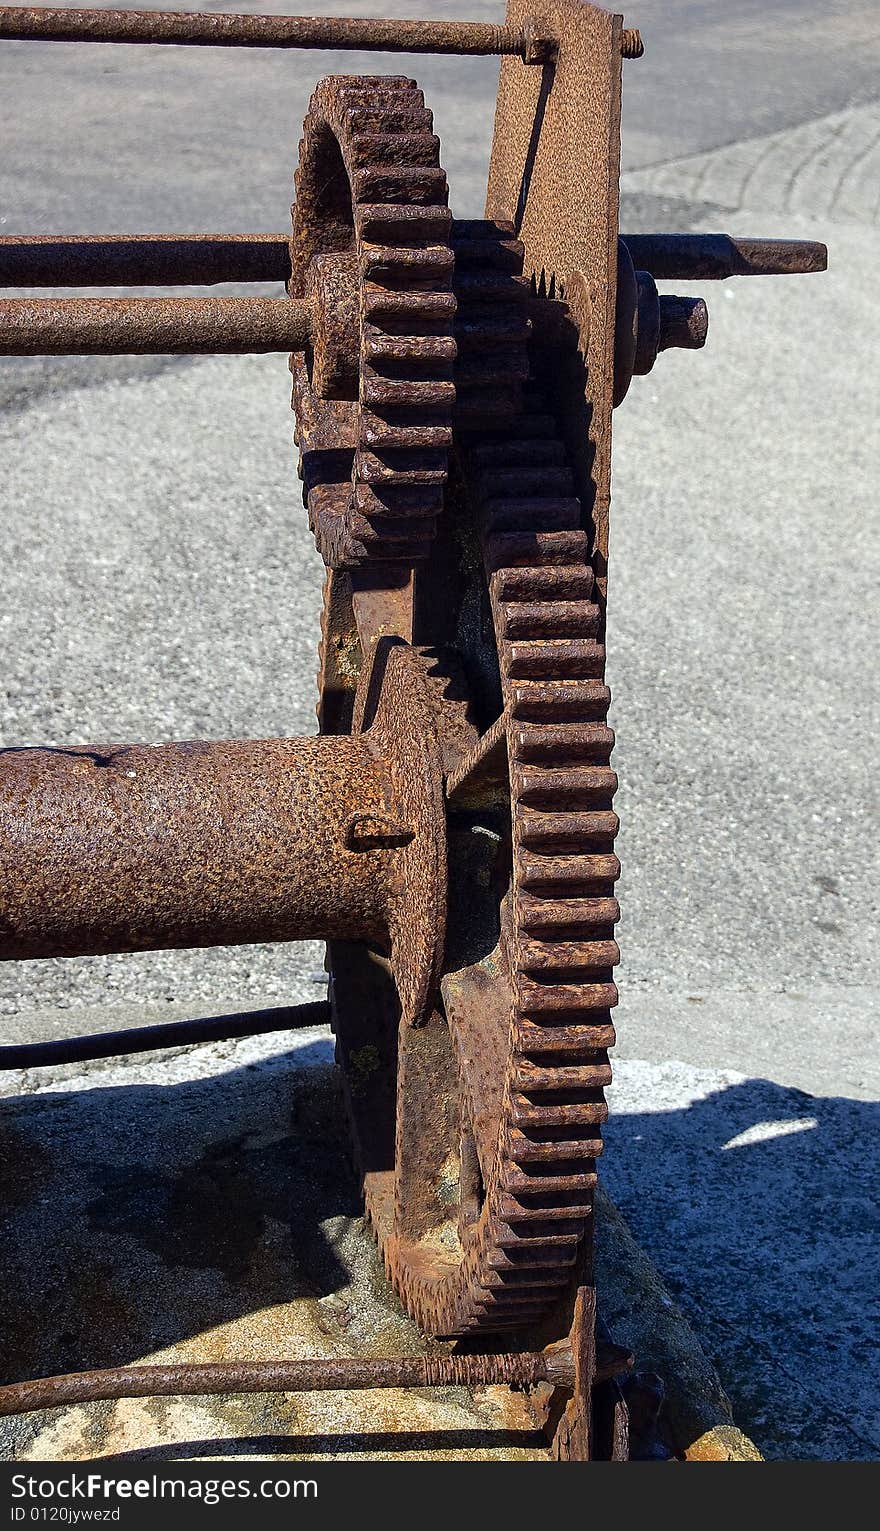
xmin=290 ymin=76 xmax=456 ymax=569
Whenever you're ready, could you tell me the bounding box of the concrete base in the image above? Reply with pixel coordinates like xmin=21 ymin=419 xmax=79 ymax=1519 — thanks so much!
xmin=0 ymin=1022 xmax=756 ymax=1463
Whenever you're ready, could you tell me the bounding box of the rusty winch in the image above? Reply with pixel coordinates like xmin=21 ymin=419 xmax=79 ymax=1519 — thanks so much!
xmin=0 ymin=2 xmax=825 ymax=1460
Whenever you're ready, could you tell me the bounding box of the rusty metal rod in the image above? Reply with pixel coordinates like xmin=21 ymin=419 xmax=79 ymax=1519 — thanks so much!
xmin=0 ymin=1349 xmax=582 ymax=1418
xmin=0 ymin=7 xmax=545 ymax=57
xmin=0 ymin=1342 xmax=636 ymax=1416
xmin=0 ymin=999 xmax=330 ymax=1071
xmin=621 ymin=234 xmax=828 ymax=281
xmin=0 ymin=232 xmax=830 ymax=293
xmin=0 ymin=233 xmax=292 ymax=288
xmin=0 ymin=738 xmax=398 ymax=959
xmin=0 ymin=294 xmax=312 ymax=354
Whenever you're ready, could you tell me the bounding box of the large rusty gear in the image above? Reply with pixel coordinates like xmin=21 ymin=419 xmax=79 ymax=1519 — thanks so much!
xmin=314 ymin=190 xmax=618 ymax=1336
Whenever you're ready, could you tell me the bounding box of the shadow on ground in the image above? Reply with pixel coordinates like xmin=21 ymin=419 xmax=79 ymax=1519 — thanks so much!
xmin=603 ymin=1066 xmax=880 ymax=1460
xmin=1 ymin=1040 xmax=877 ymax=1459
xmin=0 ymin=1041 xmax=364 ymax=1389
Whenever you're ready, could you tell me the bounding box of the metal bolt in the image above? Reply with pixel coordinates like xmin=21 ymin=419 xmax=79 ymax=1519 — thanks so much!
xmin=621 ymin=28 xmax=644 ymax=58
xmin=658 ymin=294 xmax=709 ymax=352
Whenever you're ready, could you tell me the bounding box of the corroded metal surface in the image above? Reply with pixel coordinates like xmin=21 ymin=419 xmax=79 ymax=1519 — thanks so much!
xmin=0 ymin=737 xmax=395 ymax=956
xmin=310 ymin=213 xmax=620 ymax=1351
xmin=0 ymin=1347 xmax=585 ymax=1418
xmin=487 ymin=0 xmax=622 ymax=587
xmin=621 ymin=233 xmax=828 ymax=281
xmin=0 ymin=295 xmax=313 ymax=355
xmin=0 ymin=7 xmax=552 ymax=58
xmin=290 ymin=75 xmax=455 ymax=571
xmin=0 ymin=230 xmax=827 ymax=290
xmin=0 ymin=234 xmax=292 ymax=287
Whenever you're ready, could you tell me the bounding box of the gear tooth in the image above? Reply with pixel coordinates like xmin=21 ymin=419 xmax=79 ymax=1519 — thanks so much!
xmin=351 ymin=164 xmax=448 ymax=206
xmin=451 ymin=219 xmax=530 ymax=424
xmin=348 ymin=132 xmax=442 ymax=170
xmin=505 ymin=636 xmax=609 ymax=679
xmin=361 ymin=244 xmax=454 ymax=283
xmin=512 ymin=724 xmax=613 ymax=763
xmin=508 ymin=682 xmax=612 ymax=722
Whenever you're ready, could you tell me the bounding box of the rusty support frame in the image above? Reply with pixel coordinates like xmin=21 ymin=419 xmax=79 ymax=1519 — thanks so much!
xmin=0 ymin=6 xmax=554 ymax=59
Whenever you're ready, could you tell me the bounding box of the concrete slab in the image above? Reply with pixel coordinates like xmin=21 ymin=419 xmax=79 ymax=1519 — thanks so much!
xmin=0 ymin=1029 xmax=547 ymax=1462
xmin=1 ymin=1030 xmax=759 ymax=1464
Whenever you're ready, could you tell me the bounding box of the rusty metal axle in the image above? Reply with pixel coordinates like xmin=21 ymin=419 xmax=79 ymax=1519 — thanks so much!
xmin=622 ymin=233 xmax=828 ymax=281
xmin=0 ymin=233 xmax=292 ymax=287
xmin=0 ymin=999 xmax=331 ymax=1071
xmin=0 ymin=232 xmax=826 ymax=358
xmin=1 ymin=232 xmax=828 ymax=291
xmin=0 ymin=1342 xmax=633 ymax=1417
xmin=0 ymin=6 xmax=553 ymax=60
xmin=0 ymin=295 xmax=313 ymax=355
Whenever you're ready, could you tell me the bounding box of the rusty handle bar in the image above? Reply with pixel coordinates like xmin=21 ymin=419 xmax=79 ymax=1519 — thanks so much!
xmin=0 ymin=233 xmax=293 ymax=287
xmin=0 ymin=7 xmax=550 ymax=58
xmin=0 ymin=999 xmax=331 ymax=1072
xmin=621 ymin=234 xmax=828 ymax=280
xmin=0 ymin=295 xmax=313 ymax=354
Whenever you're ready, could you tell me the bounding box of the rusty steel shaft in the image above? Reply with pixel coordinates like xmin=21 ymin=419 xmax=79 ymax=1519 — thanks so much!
xmin=0 ymin=7 xmax=549 ymax=58
xmin=0 ymin=295 xmax=313 ymax=355
xmin=0 ymin=999 xmax=332 ymax=1071
xmin=0 ymin=233 xmax=293 ymax=287
xmin=0 ymin=1350 xmax=575 ymax=1417
xmin=0 ymin=737 xmax=404 ymax=960
xmin=621 ymin=233 xmax=828 ymax=280
xmin=0 ymin=234 xmax=828 ymax=308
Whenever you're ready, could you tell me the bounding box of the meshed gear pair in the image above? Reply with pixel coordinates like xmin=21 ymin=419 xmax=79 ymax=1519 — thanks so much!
xmin=291 ymin=75 xmax=618 ymax=1337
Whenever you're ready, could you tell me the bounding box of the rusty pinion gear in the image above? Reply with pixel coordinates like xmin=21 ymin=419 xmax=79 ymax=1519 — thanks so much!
xmin=290 ymin=76 xmax=456 ymax=570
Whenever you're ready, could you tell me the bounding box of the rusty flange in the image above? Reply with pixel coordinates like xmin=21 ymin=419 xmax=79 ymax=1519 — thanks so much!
xmin=613 ymin=238 xmax=709 ymax=405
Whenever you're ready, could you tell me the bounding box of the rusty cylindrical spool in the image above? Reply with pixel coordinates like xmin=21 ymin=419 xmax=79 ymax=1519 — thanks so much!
xmin=0 ymin=736 xmax=392 ymax=954
xmin=0 ymin=645 xmax=446 ymax=1028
